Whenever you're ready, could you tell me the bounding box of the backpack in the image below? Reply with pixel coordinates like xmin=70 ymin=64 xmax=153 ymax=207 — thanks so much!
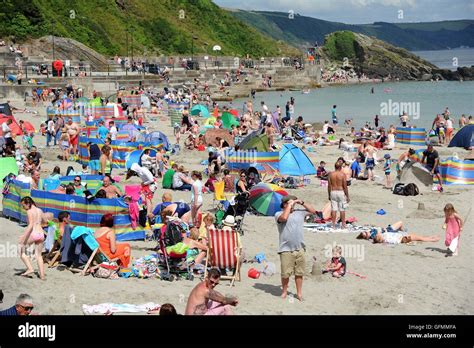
xmin=403 ymin=183 xmax=419 ymax=196
xmin=164 ymin=220 xmax=184 ymax=247
xmin=284 ymin=177 xmax=297 ymax=189
xmin=2 ymin=173 xmax=16 ymax=195
xmin=392 ymin=183 xmax=405 ymax=195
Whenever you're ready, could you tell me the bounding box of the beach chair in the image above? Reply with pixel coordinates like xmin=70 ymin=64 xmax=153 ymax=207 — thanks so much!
xmin=79 ymin=236 xmax=119 ymax=276
xmin=261 ymin=163 xmax=281 ymax=183
xmin=204 ymin=229 xmax=241 ymax=287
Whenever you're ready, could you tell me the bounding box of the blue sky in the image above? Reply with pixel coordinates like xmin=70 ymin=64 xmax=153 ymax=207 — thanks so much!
xmin=214 ymin=0 xmax=474 ymax=24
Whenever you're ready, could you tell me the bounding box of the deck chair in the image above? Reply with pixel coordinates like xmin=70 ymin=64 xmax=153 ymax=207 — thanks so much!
xmin=261 ymin=163 xmax=282 ymax=183
xmin=46 ymin=240 xmax=62 ymax=268
xmin=79 ymin=236 xmax=119 ymax=276
xmin=212 ymin=180 xmax=235 ymax=210
xmin=204 ymin=229 xmax=241 ymax=287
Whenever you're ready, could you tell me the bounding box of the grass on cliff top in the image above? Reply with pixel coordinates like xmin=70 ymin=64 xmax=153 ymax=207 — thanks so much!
xmin=0 ymin=0 xmax=299 ymax=57
xmin=322 ymin=31 xmax=357 ymax=62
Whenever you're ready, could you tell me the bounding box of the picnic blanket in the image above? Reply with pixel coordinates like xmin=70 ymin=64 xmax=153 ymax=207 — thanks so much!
xmin=82 ymin=302 xmax=160 ymax=315
xmin=304 ymin=223 xmax=372 ymax=233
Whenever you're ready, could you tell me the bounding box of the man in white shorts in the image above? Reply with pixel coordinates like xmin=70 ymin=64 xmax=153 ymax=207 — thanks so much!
xmin=328 ymin=161 xmax=350 ymax=229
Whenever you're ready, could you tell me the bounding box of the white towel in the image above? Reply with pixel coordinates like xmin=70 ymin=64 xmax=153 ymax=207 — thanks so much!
xmin=82 ymin=302 xmax=160 ymax=315
xmin=448 ymin=236 xmax=459 ymax=253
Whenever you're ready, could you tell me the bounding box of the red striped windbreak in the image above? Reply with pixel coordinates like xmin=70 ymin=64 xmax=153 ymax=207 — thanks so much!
xmin=209 ymin=229 xmax=238 ymax=269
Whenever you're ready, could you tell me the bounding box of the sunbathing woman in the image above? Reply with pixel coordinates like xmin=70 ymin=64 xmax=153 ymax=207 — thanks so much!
xmin=18 ymin=197 xmax=46 ymax=280
xmin=94 ymin=213 xmax=131 ymax=267
xmin=305 ymin=202 xmax=332 ymax=222
xmin=357 ymin=221 xmax=440 ymax=244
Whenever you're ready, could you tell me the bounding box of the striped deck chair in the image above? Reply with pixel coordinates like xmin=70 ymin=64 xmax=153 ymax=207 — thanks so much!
xmin=204 ymin=229 xmax=241 ymax=287
xmin=261 ymin=163 xmax=281 ymax=183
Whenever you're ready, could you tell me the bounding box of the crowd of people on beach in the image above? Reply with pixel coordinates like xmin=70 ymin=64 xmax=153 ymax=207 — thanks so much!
xmin=0 ymin=72 xmax=470 ymax=316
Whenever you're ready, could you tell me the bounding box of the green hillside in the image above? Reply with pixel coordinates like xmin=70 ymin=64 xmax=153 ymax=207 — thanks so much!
xmin=231 ymin=10 xmax=474 ymax=51
xmin=0 ymin=0 xmax=299 ymax=57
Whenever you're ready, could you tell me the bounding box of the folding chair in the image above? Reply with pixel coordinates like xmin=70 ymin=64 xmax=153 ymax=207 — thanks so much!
xmin=204 ymin=229 xmax=241 ymax=286
xmin=261 ymin=163 xmax=281 ymax=183
xmin=79 ymin=235 xmax=119 ymax=276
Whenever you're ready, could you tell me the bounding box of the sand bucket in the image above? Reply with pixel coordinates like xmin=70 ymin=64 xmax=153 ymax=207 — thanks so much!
xmin=248 ymin=268 xmax=260 ymax=279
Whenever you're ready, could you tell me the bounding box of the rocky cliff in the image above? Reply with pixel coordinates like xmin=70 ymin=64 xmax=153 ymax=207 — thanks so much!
xmin=322 ymin=31 xmax=474 ymax=81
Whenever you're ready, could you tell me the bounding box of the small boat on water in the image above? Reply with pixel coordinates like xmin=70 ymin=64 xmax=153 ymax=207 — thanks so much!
xmin=289 ymin=88 xmax=301 ymax=92
xmin=302 ymin=89 xmax=311 ymax=94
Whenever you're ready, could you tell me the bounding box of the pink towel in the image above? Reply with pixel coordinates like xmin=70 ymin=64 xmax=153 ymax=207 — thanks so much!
xmin=129 ymin=201 xmax=140 ymax=229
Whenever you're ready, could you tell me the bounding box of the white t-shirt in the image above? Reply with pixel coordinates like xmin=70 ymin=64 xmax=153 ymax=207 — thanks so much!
xmin=262 ymin=104 xmax=269 ymax=116
xmin=131 ymin=163 xmax=154 ymax=185
xmin=110 ymin=126 xmax=118 ymax=140
xmin=322 ymin=124 xmax=329 ymax=134
xmin=47 ymin=120 xmax=55 ymax=133
xmin=191 ymin=180 xmax=203 ymax=204
xmin=2 ymin=123 xmax=11 ymax=138
xmin=387 ymin=133 xmax=395 ymax=148
xmin=446 ymin=119 xmax=453 ymax=129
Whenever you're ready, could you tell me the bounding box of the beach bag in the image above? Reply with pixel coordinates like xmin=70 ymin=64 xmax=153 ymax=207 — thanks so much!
xmin=403 ymin=183 xmax=419 ymax=196
xmin=284 ymin=177 xmax=297 ymax=189
xmin=164 ymin=221 xmax=184 ymax=247
xmin=138 ymin=207 xmax=148 ymax=227
xmin=393 ymin=183 xmax=405 ymax=195
xmin=93 ymin=262 xmax=119 ymax=279
xmin=2 ymin=173 xmax=16 ymax=195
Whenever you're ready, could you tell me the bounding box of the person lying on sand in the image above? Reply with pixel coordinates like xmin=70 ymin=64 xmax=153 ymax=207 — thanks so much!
xmin=357 ymin=221 xmax=440 ymax=244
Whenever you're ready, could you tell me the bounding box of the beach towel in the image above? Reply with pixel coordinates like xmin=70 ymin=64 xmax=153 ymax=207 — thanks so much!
xmin=43 ymin=224 xmax=57 ymax=252
xmin=82 ymin=302 xmax=160 ymax=315
xmin=304 ymin=223 xmax=371 ymax=233
xmin=128 ymin=201 xmax=140 ymax=229
xmin=71 ymin=226 xmax=99 ymax=250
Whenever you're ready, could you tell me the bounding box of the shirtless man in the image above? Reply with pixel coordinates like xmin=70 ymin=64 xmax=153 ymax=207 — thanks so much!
xmin=155 ymin=148 xmax=167 ymax=178
xmin=65 ymin=118 xmax=80 ymax=156
xmin=364 ymin=142 xmax=377 ymax=181
xmin=432 ymin=114 xmax=444 ymax=144
xmin=328 ymin=162 xmax=350 ymax=229
xmin=98 ymin=175 xmax=122 ymax=199
xmin=30 ymin=170 xmax=41 ymax=190
xmin=185 ymin=268 xmax=238 ymax=315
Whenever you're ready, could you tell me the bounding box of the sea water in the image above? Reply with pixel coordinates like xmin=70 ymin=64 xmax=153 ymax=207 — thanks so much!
xmin=412 ymin=48 xmax=474 ymax=71
xmin=233 ymin=80 xmax=474 ymax=130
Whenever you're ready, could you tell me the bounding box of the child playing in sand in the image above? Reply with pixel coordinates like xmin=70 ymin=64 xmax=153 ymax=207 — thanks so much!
xmin=322 ymin=245 xmax=346 ymax=278
xmin=443 ymin=203 xmax=463 ymax=256
xmin=383 ymin=154 xmax=392 ymax=188
xmin=39 ymin=123 xmax=46 ymax=136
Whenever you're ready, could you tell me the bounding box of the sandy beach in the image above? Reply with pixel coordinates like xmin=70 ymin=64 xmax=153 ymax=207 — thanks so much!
xmin=0 ymin=99 xmax=472 ymax=315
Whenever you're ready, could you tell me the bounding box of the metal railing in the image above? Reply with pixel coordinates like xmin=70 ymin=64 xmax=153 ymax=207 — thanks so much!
xmin=1 ymin=55 xmax=311 ymax=81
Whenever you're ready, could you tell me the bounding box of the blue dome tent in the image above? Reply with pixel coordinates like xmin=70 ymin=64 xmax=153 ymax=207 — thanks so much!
xmin=144 ymin=131 xmax=170 ymax=150
xmin=279 ymin=144 xmax=316 ymax=176
xmin=448 ymin=125 xmax=474 ymax=150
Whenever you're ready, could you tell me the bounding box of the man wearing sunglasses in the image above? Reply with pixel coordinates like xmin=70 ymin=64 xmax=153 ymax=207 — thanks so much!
xmin=0 ymin=294 xmax=34 ymax=316
xmin=185 ymin=268 xmax=238 ymax=315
